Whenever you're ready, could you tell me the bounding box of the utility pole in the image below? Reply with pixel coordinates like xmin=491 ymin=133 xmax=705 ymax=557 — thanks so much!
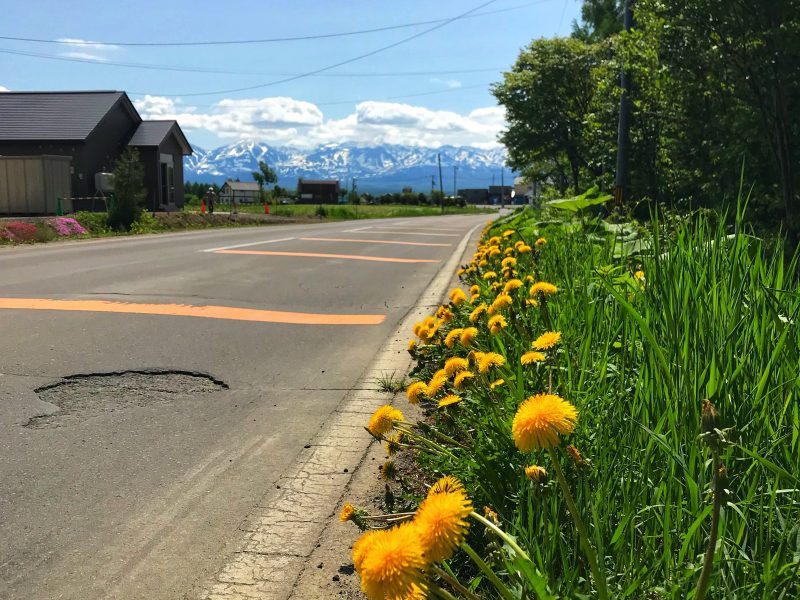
xmin=500 ymin=168 xmax=505 ymax=207
xmin=453 ymin=166 xmax=458 ymax=201
xmin=431 ymin=175 xmax=435 ymax=204
xmin=437 ymin=153 xmax=444 ymax=213
xmin=614 ymin=0 xmax=634 ymax=206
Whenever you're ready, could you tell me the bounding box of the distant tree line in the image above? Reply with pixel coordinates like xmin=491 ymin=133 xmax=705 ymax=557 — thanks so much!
xmin=493 ymin=0 xmax=800 ymax=245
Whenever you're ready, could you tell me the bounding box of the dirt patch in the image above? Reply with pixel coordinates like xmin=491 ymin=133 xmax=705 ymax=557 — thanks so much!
xmin=27 ymin=369 xmax=227 ymax=429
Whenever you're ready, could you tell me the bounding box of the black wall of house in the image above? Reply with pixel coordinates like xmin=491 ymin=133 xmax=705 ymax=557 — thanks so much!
xmin=159 ymin=134 xmax=186 ymax=208
xmin=81 ymin=101 xmax=139 ymax=197
xmin=135 ymin=147 xmax=160 ymax=211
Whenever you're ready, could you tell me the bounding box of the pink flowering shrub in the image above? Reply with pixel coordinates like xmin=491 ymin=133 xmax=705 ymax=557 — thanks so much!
xmin=2 ymin=221 xmax=38 ymax=242
xmin=50 ymin=217 xmax=87 ymax=237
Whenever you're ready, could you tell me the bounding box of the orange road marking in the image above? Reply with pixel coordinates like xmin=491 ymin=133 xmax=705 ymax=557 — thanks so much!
xmin=216 ymin=249 xmax=439 ymax=264
xmin=299 ymin=237 xmax=451 ymax=247
xmin=0 ymin=298 xmax=385 ymax=326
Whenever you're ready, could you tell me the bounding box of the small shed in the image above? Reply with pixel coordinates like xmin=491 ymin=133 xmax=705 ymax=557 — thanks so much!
xmin=297 ymin=179 xmax=340 ymax=204
xmin=219 ymin=181 xmax=261 ymax=204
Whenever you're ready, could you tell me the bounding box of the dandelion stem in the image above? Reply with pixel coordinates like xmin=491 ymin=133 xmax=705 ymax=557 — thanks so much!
xmin=470 ymin=511 xmax=531 ymax=562
xmin=431 ymin=565 xmax=481 ymax=600
xmin=461 ymin=542 xmax=517 ymax=600
xmin=548 ymin=447 xmax=609 ymax=600
xmin=695 ymin=453 xmax=724 ymax=600
xmin=427 ymin=580 xmax=462 ymax=600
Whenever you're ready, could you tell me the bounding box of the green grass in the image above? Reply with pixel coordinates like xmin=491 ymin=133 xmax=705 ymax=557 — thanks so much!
xmin=188 ymin=202 xmax=494 ymax=219
xmin=404 ymin=206 xmax=800 ymax=598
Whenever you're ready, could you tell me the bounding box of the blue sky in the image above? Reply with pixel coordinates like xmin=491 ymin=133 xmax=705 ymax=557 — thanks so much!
xmin=1 ymin=0 xmax=582 ymax=149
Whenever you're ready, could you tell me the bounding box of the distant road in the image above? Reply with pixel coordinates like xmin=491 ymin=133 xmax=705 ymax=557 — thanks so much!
xmin=0 ymin=214 xmax=489 ymax=600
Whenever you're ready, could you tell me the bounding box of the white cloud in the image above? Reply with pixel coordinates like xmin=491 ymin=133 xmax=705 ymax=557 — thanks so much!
xmin=56 ymin=38 xmax=119 ymax=51
xmin=429 ymin=78 xmax=463 ymax=89
xmin=0 ymin=86 xmax=9 ymax=92
xmin=61 ymin=51 xmax=109 ymax=61
xmin=133 ymin=95 xmax=505 ymax=149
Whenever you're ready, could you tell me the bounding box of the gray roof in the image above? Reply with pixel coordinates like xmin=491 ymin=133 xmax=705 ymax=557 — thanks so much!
xmin=128 ymin=120 xmax=192 ymax=155
xmin=0 ymin=91 xmax=132 ymax=140
xmin=223 ymin=181 xmax=261 ymax=191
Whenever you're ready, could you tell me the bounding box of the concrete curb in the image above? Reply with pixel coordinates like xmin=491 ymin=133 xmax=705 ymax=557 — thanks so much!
xmin=201 ymin=221 xmax=483 ymax=600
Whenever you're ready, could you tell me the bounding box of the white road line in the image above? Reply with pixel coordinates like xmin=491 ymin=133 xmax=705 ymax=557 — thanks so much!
xmin=343 ymin=229 xmax=461 ymax=238
xmin=340 ymin=226 xmax=373 ymax=233
xmin=200 ymin=237 xmax=296 ymax=253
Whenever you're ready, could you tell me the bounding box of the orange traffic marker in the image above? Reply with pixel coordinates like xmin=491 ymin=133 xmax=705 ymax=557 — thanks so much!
xmin=201 ymin=200 xmax=206 ymax=214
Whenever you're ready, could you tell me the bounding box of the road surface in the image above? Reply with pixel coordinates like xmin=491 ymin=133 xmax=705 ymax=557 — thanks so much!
xmin=0 ymin=214 xmax=488 ymax=600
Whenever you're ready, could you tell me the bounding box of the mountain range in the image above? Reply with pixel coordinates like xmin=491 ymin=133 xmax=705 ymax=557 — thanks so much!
xmin=184 ymin=142 xmax=513 ymax=193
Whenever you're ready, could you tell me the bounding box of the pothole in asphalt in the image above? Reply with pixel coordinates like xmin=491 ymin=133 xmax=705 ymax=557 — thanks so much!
xmin=27 ymin=370 xmax=228 ymax=429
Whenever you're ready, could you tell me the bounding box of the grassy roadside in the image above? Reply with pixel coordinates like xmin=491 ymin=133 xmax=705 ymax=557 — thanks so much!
xmin=0 ymin=204 xmax=495 ymax=246
xmin=341 ymin=205 xmax=800 ymax=599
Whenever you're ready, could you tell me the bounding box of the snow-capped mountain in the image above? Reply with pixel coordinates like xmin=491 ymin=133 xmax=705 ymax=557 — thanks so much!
xmin=185 ymin=142 xmax=511 ymax=193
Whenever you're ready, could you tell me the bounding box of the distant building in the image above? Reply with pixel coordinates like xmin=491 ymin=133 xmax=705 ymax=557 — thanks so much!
xmin=297 ymin=179 xmax=340 ymax=204
xmin=402 ymin=186 xmax=413 ymax=194
xmin=458 ymin=188 xmax=489 ymax=205
xmin=219 ymin=181 xmax=260 ymax=203
xmin=488 ymin=185 xmax=513 ymax=204
xmin=513 ymin=177 xmax=535 ymax=204
xmin=0 ymin=90 xmax=192 ymax=213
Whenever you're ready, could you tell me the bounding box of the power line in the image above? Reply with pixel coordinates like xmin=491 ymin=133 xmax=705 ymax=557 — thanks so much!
xmin=0 ymin=0 xmax=553 ymax=47
xmin=128 ymin=0 xmax=499 ymax=98
xmin=0 ymin=46 xmax=501 ymax=78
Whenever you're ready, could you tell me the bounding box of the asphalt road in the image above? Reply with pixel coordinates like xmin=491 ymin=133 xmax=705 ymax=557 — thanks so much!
xmin=0 ymin=213 xmax=489 ymax=600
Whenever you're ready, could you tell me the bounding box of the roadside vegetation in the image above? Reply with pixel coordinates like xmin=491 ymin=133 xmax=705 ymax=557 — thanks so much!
xmin=185 ymin=202 xmax=492 ymax=219
xmin=340 ymin=198 xmax=799 ymax=599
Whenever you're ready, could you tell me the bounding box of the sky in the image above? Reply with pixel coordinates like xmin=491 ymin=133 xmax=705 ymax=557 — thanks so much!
xmin=0 ymin=0 xmax=582 ymax=150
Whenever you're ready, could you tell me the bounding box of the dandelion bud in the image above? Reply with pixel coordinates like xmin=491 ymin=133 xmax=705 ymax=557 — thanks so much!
xmin=524 ymin=465 xmax=548 ymax=482
xmin=701 ymin=399 xmax=720 ymax=433
xmin=566 ymin=444 xmax=590 ymax=467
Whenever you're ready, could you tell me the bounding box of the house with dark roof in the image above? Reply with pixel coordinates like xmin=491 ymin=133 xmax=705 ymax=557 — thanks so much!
xmin=297 ymin=178 xmax=341 ymax=204
xmin=0 ymin=91 xmax=192 ymax=213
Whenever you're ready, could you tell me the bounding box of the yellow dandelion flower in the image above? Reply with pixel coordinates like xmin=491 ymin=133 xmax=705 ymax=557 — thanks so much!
xmin=412 ymin=322 xmax=424 ymax=336
xmin=487 ymin=236 xmax=501 ymax=245
xmin=488 ymin=293 xmax=513 ymax=315
xmin=414 ymin=481 xmax=472 ymax=563
xmin=401 ymin=582 xmax=428 ymax=600
xmin=483 ymin=505 xmax=500 ymax=525
xmin=475 ymin=351 xmax=505 ymax=373
xmin=358 ymin=522 xmax=426 ymax=599
xmin=530 ymin=281 xmax=558 ymax=296
xmin=535 ymin=237 xmax=547 ymax=247
xmin=340 ymin=502 xmax=356 ymax=522
xmin=430 ymin=475 xmax=465 ymax=495
xmin=488 ymin=247 xmax=502 ymax=257
xmin=634 ymin=270 xmax=645 ymax=281
xmin=470 ymin=294 xmax=480 ymax=303
xmin=444 ymin=356 xmax=469 ymax=377
xmin=482 ymin=271 xmax=497 ymax=280
xmin=423 ymin=316 xmax=436 ymax=327
xmin=449 ymin=288 xmax=468 ymax=306
xmin=502 ymin=229 xmax=515 ymax=238
xmin=521 ymin=351 xmax=546 ymax=365
xmin=532 ymin=331 xmax=561 ymax=350
xmin=501 ymin=256 xmax=517 ymax=269
xmin=368 ymin=405 xmax=404 ymax=438
xmin=504 ymin=278 xmax=524 ymax=293
xmin=453 ymin=370 xmax=475 ymax=390
xmin=469 ymin=303 xmax=487 ymax=323
xmin=438 ymin=394 xmax=462 ymax=408
xmin=526 ymin=298 xmax=539 ymax=308
xmin=489 ymin=378 xmax=505 ymax=389
xmin=491 ymin=281 xmax=503 ymax=291
xmin=406 ymin=381 xmax=427 ymax=404
xmin=426 ymin=373 xmax=448 ymax=397
xmin=469 ymin=284 xmax=480 ymax=296
xmin=380 ymin=460 xmax=398 ymax=480
xmin=353 ymin=529 xmax=380 ymax=573
xmin=478 ymin=259 xmax=489 ymax=268
xmin=386 ymin=432 xmax=403 ymax=456
xmin=459 ymin=327 xmax=478 ymax=347
xmin=512 ymin=393 xmax=578 ymax=451
xmin=518 ymin=244 xmax=532 ymax=253
xmin=408 ymin=339 xmax=417 ymax=353
xmin=488 ymin=314 xmax=507 ymax=335
xmin=524 ymin=465 xmax=548 ymax=482
xmin=457 ymin=267 xmax=466 ymax=276
xmin=504 ymin=247 xmax=515 ymax=256
xmin=444 ymin=328 xmax=463 ymax=349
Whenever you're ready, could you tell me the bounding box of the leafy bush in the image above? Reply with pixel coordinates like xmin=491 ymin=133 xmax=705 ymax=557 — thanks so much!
xmin=129 ymin=211 xmax=166 ymax=234
xmin=108 ymin=148 xmax=146 ymax=231
xmin=73 ymin=212 xmax=112 ymax=234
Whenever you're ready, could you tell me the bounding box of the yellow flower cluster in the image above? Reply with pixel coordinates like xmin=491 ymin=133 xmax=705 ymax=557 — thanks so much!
xmin=353 ymin=476 xmax=472 ymax=599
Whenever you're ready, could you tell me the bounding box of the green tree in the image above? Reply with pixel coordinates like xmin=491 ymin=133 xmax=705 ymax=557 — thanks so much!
xmin=108 ymin=148 xmax=146 ymax=231
xmin=493 ymin=38 xmax=600 ymax=192
xmin=252 ymin=160 xmax=278 ymax=203
xmin=572 ymin=0 xmax=623 ymax=41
